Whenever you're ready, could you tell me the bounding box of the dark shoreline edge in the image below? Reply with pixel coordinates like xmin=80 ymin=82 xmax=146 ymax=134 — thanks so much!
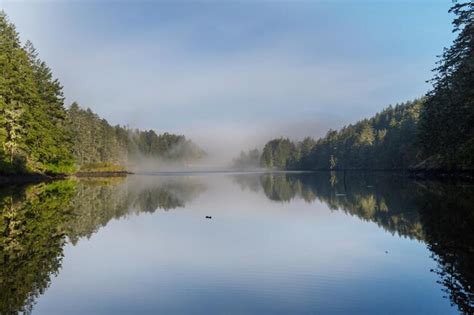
xmin=1 ymin=169 xmax=473 ymax=185
xmin=265 ymin=168 xmax=474 ymax=182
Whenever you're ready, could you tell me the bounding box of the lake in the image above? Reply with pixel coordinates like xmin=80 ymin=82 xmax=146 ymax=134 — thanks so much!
xmin=0 ymin=172 xmax=472 ymax=314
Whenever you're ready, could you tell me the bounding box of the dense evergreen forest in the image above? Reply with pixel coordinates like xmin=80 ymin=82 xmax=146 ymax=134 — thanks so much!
xmin=261 ymin=1 xmax=473 ymax=172
xmin=68 ymin=103 xmax=205 ymax=170
xmin=0 ymin=12 xmax=204 ymax=175
xmin=261 ymin=99 xmax=422 ymax=170
xmin=0 ymin=12 xmax=74 ymax=174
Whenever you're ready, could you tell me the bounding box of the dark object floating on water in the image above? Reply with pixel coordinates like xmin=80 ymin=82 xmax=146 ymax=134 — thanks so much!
xmin=385 ymin=251 xmax=388 ymax=254
xmin=205 ymin=216 xmax=212 ymax=219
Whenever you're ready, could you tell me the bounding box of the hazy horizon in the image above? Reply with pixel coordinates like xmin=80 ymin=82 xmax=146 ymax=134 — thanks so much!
xmin=1 ymin=0 xmax=455 ymax=161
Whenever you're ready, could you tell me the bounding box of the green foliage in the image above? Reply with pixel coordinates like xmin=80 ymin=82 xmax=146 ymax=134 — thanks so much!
xmin=261 ymin=100 xmax=423 ymax=170
xmin=0 ymin=12 xmax=75 ymax=175
xmin=418 ymin=1 xmax=474 ymax=170
xmin=260 ymin=138 xmax=296 ymax=169
xmin=67 ymin=103 xmax=206 ymax=169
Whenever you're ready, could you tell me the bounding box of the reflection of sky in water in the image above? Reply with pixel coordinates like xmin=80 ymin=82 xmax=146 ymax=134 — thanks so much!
xmin=34 ymin=174 xmax=456 ymax=314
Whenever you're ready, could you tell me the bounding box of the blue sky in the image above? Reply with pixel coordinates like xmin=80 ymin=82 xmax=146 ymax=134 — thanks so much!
xmin=1 ymin=0 xmax=454 ymax=156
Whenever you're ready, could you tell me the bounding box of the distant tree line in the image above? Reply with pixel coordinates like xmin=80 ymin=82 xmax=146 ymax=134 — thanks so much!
xmin=68 ymin=103 xmax=206 ymax=169
xmin=261 ymin=1 xmax=473 ymax=171
xmin=261 ymin=100 xmax=422 ymax=170
xmin=0 ymin=12 xmax=204 ymax=175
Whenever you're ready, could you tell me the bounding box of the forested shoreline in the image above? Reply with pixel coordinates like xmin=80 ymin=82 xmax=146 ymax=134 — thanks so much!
xmin=0 ymin=12 xmax=204 ymax=177
xmin=260 ymin=1 xmax=473 ymax=173
xmin=68 ymin=103 xmax=205 ymax=171
xmin=261 ymin=99 xmax=422 ymax=171
xmin=1 ymin=1 xmax=473 ymax=179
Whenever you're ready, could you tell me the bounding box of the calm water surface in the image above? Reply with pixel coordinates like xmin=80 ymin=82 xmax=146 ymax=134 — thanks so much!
xmin=0 ymin=172 xmax=473 ymax=314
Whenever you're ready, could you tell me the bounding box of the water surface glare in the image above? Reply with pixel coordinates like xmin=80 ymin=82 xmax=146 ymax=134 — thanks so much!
xmin=1 ymin=172 xmax=472 ymax=314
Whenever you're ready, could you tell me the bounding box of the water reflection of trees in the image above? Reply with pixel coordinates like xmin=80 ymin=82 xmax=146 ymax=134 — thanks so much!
xmin=0 ymin=175 xmax=206 ymax=314
xmin=1 ymin=173 xmax=472 ymax=314
xmin=66 ymin=176 xmax=207 ymax=243
xmin=235 ymin=172 xmax=424 ymax=239
xmin=234 ymin=172 xmax=473 ymax=314
xmin=0 ymin=181 xmax=75 ymax=314
xmin=416 ymin=182 xmax=474 ymax=314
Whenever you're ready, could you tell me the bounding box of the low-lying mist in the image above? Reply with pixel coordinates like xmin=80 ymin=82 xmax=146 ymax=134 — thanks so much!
xmin=133 ymin=117 xmax=342 ymax=172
